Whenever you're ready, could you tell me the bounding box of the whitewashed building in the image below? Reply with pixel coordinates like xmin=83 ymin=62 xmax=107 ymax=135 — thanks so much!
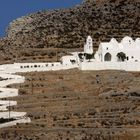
xmin=0 ymin=36 xmax=140 ymax=72
xmin=96 ymin=36 xmax=140 ymax=62
xmin=80 ymin=36 xmax=140 ymax=71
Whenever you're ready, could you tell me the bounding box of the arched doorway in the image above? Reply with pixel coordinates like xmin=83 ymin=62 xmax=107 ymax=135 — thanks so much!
xmin=104 ymin=53 xmax=112 ymax=61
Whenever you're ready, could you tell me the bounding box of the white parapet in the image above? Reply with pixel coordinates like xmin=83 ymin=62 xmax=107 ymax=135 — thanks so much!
xmin=80 ymin=61 xmax=140 ymax=71
xmin=0 ymin=101 xmax=17 ymax=111
xmin=0 ymin=88 xmax=18 ymax=98
xmin=0 ymin=111 xmax=27 ymax=119
xmin=0 ymin=69 xmax=31 ymax=128
xmin=0 ymin=117 xmax=31 ymax=129
xmin=13 ymin=63 xmax=78 ymax=73
xmin=0 ymin=62 xmax=79 ymax=74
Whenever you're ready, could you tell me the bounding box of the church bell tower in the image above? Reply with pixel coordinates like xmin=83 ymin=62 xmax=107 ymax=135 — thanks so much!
xmin=84 ymin=36 xmax=93 ymax=54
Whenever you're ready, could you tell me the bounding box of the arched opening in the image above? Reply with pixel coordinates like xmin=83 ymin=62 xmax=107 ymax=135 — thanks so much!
xmin=104 ymin=53 xmax=112 ymax=61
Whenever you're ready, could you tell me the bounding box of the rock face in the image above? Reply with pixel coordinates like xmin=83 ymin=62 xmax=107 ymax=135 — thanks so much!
xmin=0 ymin=0 xmax=140 ymax=63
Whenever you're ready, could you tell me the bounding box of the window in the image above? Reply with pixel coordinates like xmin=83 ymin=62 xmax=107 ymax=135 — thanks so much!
xmin=127 ymin=57 xmax=129 ymax=60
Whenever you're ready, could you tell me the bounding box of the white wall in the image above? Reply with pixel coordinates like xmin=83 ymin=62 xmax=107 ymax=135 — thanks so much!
xmin=61 ymin=56 xmax=77 ymax=65
xmin=11 ymin=62 xmax=77 ymax=73
xmin=0 ymin=117 xmax=31 ymax=128
xmin=0 ymin=62 xmax=78 ymax=74
xmin=80 ymin=61 xmax=140 ymax=71
xmin=0 ymin=71 xmax=30 ymax=128
xmin=0 ymin=111 xmax=27 ymax=119
xmin=0 ymin=101 xmax=17 ymax=111
xmin=0 ymin=74 xmax=25 ymax=87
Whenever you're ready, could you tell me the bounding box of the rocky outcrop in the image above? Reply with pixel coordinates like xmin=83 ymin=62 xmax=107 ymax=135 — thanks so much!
xmin=0 ymin=0 xmax=139 ymax=63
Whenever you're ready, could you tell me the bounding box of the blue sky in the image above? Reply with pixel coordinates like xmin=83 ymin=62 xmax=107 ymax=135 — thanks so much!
xmin=0 ymin=0 xmax=82 ymax=37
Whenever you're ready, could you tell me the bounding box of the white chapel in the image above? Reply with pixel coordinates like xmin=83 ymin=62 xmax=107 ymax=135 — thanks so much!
xmin=83 ymin=36 xmax=140 ymax=63
xmin=78 ymin=36 xmax=140 ymax=71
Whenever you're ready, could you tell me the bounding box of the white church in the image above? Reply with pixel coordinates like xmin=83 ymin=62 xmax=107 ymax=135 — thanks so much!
xmin=96 ymin=36 xmax=140 ymax=62
xmin=0 ymin=36 xmax=140 ymax=73
xmin=75 ymin=36 xmax=140 ymax=71
xmin=81 ymin=36 xmax=140 ymax=62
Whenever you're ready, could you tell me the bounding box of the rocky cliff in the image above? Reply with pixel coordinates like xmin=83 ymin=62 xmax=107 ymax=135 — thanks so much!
xmin=0 ymin=0 xmax=139 ymax=63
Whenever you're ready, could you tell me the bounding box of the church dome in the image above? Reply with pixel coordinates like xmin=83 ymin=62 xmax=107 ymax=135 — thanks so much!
xmin=135 ymin=38 xmax=140 ymax=47
xmin=135 ymin=38 xmax=140 ymax=43
xmin=110 ymin=38 xmax=118 ymax=47
xmin=121 ymin=36 xmax=134 ymax=47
